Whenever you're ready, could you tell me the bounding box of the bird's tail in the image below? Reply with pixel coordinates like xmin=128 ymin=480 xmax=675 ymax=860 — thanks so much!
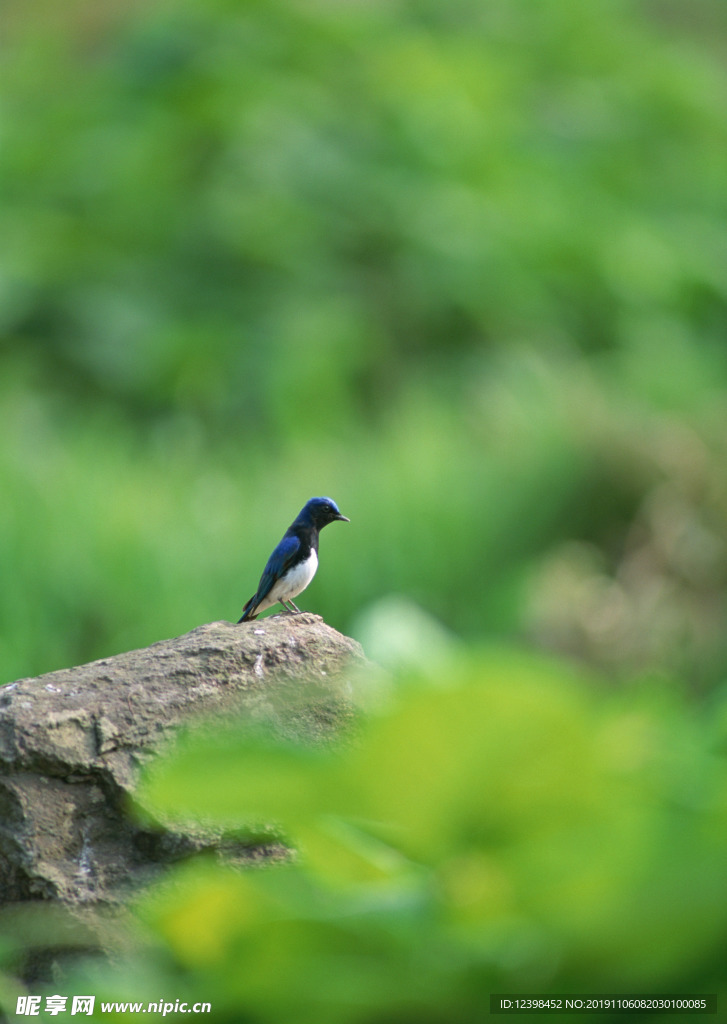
xmin=237 ymin=596 xmax=258 ymax=623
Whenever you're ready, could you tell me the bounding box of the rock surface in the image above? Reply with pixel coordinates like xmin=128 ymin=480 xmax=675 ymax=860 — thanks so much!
xmin=0 ymin=615 xmax=365 ymax=909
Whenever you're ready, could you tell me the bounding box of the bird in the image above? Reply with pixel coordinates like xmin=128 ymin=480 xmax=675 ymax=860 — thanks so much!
xmin=237 ymin=497 xmax=349 ymax=622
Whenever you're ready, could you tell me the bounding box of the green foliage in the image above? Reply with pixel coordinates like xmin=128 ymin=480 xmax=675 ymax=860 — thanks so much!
xmin=54 ymin=651 xmax=727 ymax=1022
xmin=4 ymin=0 xmax=727 ymax=376
xmin=4 ymin=0 xmax=726 ymax=427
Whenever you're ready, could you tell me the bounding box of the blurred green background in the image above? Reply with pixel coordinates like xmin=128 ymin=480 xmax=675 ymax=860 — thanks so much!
xmin=2 ymin=0 xmax=727 ymax=1017
xmin=3 ymin=0 xmax=727 ymax=687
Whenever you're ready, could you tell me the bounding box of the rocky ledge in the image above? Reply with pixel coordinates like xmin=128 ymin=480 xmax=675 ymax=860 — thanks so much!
xmin=0 ymin=614 xmax=365 ymax=909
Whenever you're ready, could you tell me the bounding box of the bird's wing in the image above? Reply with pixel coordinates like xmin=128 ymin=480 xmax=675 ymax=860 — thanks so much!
xmin=252 ymin=533 xmax=301 ymax=607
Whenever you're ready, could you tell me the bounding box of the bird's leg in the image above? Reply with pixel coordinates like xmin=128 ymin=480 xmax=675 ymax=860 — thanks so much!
xmin=278 ymin=600 xmax=296 ymax=613
xmin=288 ymin=599 xmax=302 ymax=613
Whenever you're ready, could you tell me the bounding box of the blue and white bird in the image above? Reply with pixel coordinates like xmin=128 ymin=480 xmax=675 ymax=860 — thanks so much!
xmin=237 ymin=497 xmax=349 ymax=622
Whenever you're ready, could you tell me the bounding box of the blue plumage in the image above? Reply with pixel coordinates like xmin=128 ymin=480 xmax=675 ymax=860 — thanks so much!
xmin=237 ymin=497 xmax=349 ymax=622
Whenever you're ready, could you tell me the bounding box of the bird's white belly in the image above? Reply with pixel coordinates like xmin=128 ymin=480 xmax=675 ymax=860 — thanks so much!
xmin=266 ymin=549 xmax=318 ymax=609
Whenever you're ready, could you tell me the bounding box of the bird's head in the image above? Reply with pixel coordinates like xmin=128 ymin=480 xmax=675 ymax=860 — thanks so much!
xmin=300 ymin=497 xmax=350 ymax=529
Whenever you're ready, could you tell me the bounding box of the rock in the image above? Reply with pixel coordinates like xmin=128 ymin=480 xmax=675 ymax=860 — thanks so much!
xmin=0 ymin=615 xmax=366 ymax=910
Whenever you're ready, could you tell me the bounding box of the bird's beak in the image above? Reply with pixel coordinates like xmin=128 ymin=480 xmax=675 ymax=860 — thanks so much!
xmin=335 ymin=513 xmax=350 ymax=522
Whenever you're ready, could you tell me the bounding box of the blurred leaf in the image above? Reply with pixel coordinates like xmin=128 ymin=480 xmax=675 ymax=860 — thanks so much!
xmin=127 ymin=649 xmax=727 ymax=1020
xmin=140 ymin=722 xmax=335 ymax=830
